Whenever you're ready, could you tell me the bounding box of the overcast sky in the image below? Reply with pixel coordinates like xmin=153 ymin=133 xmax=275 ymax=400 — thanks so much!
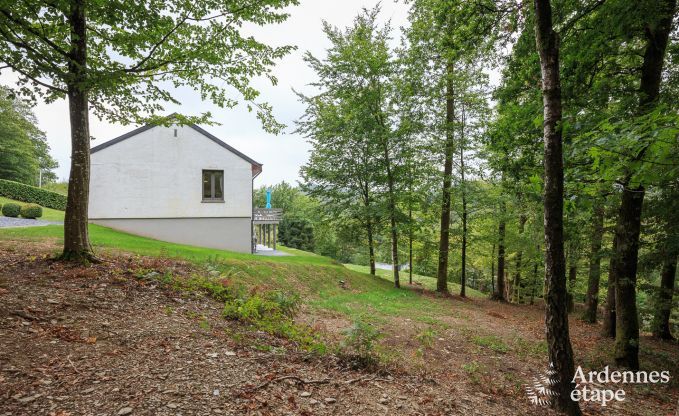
xmin=0 ymin=1 xmax=413 ymax=187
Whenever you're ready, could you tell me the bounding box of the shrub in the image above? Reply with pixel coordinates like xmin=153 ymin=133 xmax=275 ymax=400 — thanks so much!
xmin=278 ymin=217 xmax=314 ymax=251
xmin=222 ymin=291 xmax=323 ymax=352
xmin=20 ymin=204 xmax=43 ymax=219
xmin=0 ymin=179 xmax=66 ymax=210
xmin=337 ymin=320 xmax=381 ymax=370
xmin=2 ymin=202 xmax=21 ymax=217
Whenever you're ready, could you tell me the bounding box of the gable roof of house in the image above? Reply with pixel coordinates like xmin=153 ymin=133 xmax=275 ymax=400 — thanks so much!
xmin=90 ymin=117 xmax=262 ymax=169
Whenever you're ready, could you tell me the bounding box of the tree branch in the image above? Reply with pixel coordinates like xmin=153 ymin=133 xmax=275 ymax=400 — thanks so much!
xmin=4 ymin=62 xmax=66 ymax=93
xmin=557 ymin=0 xmax=607 ymax=38
xmin=0 ymin=8 xmax=70 ymax=58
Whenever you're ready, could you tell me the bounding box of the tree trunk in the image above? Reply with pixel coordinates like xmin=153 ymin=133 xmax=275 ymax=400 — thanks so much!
xmin=381 ymin=141 xmax=400 ymax=288
xmin=62 ymin=0 xmax=95 ymax=262
xmin=612 ymin=0 xmax=675 ymax=371
xmin=602 ymin=238 xmax=617 ymax=338
xmin=367 ymin=216 xmax=376 ymax=276
xmin=491 ymin=243 xmax=496 ymax=294
xmin=460 ymin=107 xmax=467 ymax=298
xmin=409 ymin=206 xmax=413 ymax=285
xmin=513 ymin=214 xmax=527 ymax=303
xmin=613 ymin=188 xmax=643 ymax=369
xmin=492 ymin=209 xmax=507 ymax=302
xmin=583 ymin=201 xmax=604 ymax=323
xmin=652 ymin=253 xmax=677 ymax=340
xmin=567 ymin=261 xmax=577 ymax=313
xmin=530 ymin=254 xmax=539 ymax=305
xmin=533 ymin=0 xmax=581 ymax=414
xmin=437 ymin=63 xmax=455 ymax=294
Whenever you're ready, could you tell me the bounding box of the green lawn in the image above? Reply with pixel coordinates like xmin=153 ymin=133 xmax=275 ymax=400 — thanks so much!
xmin=343 ymin=263 xmax=486 ymax=299
xmin=0 ymin=197 xmax=66 ymax=222
xmin=0 ymin=221 xmax=464 ymax=324
xmin=42 ymin=182 xmax=68 ymax=195
xmin=0 ymin=222 xmax=334 ymax=266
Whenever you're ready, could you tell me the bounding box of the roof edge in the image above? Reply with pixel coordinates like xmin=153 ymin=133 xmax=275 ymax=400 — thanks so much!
xmin=89 ymin=117 xmax=263 ymax=169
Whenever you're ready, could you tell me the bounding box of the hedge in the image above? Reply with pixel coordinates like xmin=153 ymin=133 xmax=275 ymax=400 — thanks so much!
xmin=21 ymin=203 xmax=43 ymax=219
xmin=2 ymin=202 xmax=21 ymax=217
xmin=0 ymin=179 xmax=67 ymax=210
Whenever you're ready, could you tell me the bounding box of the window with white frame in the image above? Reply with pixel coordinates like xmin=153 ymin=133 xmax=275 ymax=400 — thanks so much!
xmin=202 ymin=170 xmax=224 ymax=202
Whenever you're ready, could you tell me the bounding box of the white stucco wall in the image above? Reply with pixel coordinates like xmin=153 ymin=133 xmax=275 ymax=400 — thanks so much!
xmin=89 ymin=124 xmax=254 ymax=219
xmin=91 ymin=218 xmax=252 ymax=253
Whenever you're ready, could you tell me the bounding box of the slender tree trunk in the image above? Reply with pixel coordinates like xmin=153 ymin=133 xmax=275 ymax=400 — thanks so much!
xmin=533 ymin=1 xmax=581 ymax=414
xmin=409 ymin=206 xmax=413 ymax=285
xmin=459 ymin=107 xmax=467 ymax=298
xmin=530 ymin=254 xmax=539 ymax=306
xmin=612 ymin=0 xmax=675 ymax=371
xmin=602 ymin=238 xmax=617 ymax=338
xmin=367 ymin=216 xmax=376 ymax=276
xmin=381 ymin=141 xmax=400 ymax=288
xmin=492 ymin=208 xmax=507 ymax=301
xmin=62 ymin=0 xmax=95 ymax=262
xmin=437 ymin=63 xmax=455 ymax=294
xmin=513 ymin=214 xmax=527 ymax=303
xmin=491 ymin=243 xmax=496 ymax=294
xmin=567 ymin=260 xmax=577 ymax=313
xmin=652 ymin=253 xmax=677 ymax=340
xmin=583 ymin=201 xmax=604 ymax=323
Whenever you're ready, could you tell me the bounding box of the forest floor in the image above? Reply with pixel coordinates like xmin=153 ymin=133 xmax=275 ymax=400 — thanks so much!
xmin=0 ymin=234 xmax=678 ymax=415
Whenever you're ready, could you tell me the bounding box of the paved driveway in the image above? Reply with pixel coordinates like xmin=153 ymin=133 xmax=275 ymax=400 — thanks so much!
xmin=0 ymin=217 xmax=62 ymax=228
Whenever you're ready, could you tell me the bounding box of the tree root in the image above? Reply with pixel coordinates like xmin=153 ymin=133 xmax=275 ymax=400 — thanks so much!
xmin=58 ymin=249 xmax=103 ymax=265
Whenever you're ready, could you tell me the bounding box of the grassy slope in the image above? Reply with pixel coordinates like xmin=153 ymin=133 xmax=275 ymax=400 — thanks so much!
xmin=42 ymin=182 xmax=68 ymax=195
xmin=0 ymin=222 xmax=464 ymax=325
xmin=344 ymin=264 xmax=485 ymax=299
xmin=0 ymin=196 xmax=66 ymax=221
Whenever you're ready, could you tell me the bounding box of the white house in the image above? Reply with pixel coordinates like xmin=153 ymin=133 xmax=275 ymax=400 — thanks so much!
xmin=88 ymin=119 xmax=262 ymax=253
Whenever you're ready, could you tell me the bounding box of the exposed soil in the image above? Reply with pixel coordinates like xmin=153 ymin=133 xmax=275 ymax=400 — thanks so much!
xmin=1 ymin=242 xmax=677 ymax=416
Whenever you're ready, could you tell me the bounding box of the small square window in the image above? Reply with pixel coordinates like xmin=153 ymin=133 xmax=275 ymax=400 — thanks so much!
xmin=202 ymin=170 xmax=224 ymax=202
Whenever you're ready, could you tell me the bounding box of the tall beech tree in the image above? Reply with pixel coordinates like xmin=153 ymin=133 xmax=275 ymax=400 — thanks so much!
xmin=404 ymin=0 xmax=498 ymax=293
xmin=611 ymin=0 xmax=676 ymax=370
xmin=533 ymin=0 xmax=581 ymax=414
xmin=0 ymin=0 xmax=296 ymax=261
xmin=299 ymin=8 xmax=405 ymax=285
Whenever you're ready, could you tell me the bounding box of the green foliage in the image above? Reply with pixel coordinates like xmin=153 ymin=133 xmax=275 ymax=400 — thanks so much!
xmin=223 ymin=290 xmax=323 ymax=352
xmin=416 ymin=327 xmax=437 ymax=349
xmin=0 ymin=87 xmax=58 ymax=185
xmin=1 ymin=202 xmax=20 ymax=217
xmin=20 ymin=203 xmax=42 ymax=219
xmin=297 ymin=7 xmax=405 ymax=272
xmin=0 ymin=0 xmax=299 ymax=133
xmin=0 ymin=179 xmax=66 ymax=210
xmin=278 ymin=217 xmax=314 ymax=251
xmin=337 ymin=320 xmax=381 ymax=370
xmin=135 ymin=264 xmax=323 ymax=352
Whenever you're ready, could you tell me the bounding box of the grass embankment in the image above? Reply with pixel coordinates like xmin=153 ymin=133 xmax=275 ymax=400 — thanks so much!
xmin=344 ymin=264 xmax=486 ymax=299
xmin=42 ymin=182 xmax=68 ymax=195
xmin=0 ymin=206 xmax=474 ymax=326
